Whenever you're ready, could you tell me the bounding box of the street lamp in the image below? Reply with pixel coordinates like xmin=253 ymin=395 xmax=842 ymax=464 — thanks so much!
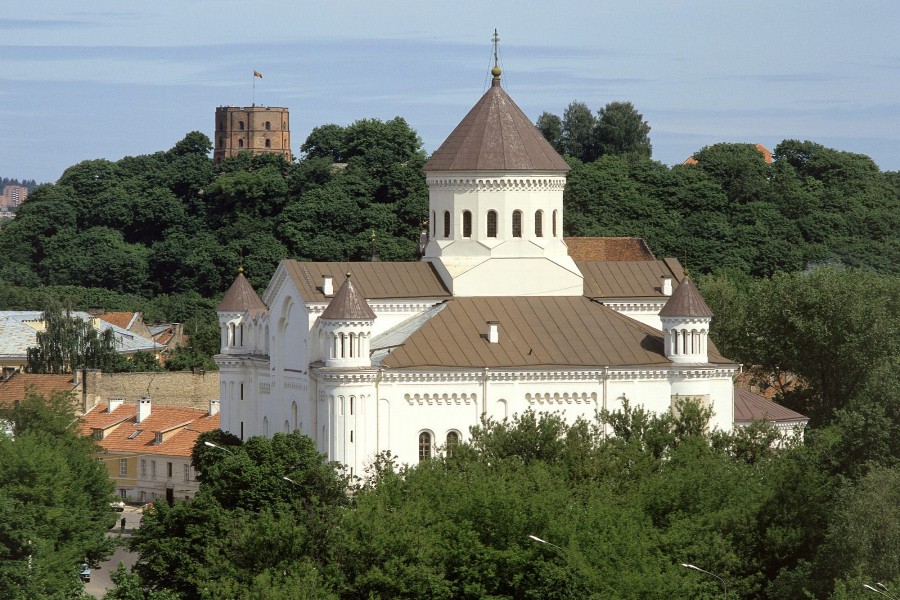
xmin=528 ymin=534 xmax=566 ymax=553
xmin=864 ymin=584 xmax=900 ymax=600
xmin=681 ymin=563 xmax=727 ymax=600
xmin=204 ymin=441 xmax=232 ymax=453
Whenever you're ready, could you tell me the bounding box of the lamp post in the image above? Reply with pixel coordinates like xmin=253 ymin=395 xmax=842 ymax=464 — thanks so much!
xmin=204 ymin=441 xmax=232 ymax=453
xmin=681 ymin=563 xmax=727 ymax=600
xmin=864 ymin=584 xmax=900 ymax=600
xmin=528 ymin=534 xmax=566 ymax=553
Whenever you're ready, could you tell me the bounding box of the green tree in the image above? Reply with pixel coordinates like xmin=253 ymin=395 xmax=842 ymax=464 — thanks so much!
xmin=536 ymin=112 xmax=564 ymax=155
xmin=26 ymin=306 xmax=123 ymax=374
xmin=0 ymin=391 xmax=115 ymax=598
xmin=561 ymin=101 xmax=597 ymax=161
xmin=594 ymin=101 xmax=652 ymax=159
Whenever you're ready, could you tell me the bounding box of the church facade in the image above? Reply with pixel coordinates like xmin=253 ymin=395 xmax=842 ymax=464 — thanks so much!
xmin=215 ymin=66 xmax=738 ymax=477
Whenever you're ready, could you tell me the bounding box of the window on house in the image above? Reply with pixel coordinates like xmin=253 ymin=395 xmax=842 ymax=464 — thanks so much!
xmin=128 ymin=430 xmax=141 ymax=440
xmin=349 ymin=397 xmax=354 ymax=415
xmin=240 ymin=382 xmax=244 ymax=400
xmin=418 ymin=432 xmax=432 ymax=463
xmin=151 ymin=461 xmax=156 ymax=479
xmin=119 ymin=459 xmax=127 ymax=476
xmin=265 ymin=139 xmax=271 ymax=148
xmin=167 ymin=463 xmax=173 ymax=478
xmin=443 ymin=211 xmax=450 ymax=238
xmin=238 ymin=139 xmax=244 ymax=148
xmin=92 ymin=429 xmax=103 ymax=440
xmin=512 ymin=210 xmax=522 ymax=238
xmin=535 ymin=210 xmax=543 ymax=237
xmin=184 ymin=464 xmax=190 ymax=482
xmin=141 ymin=459 xmax=147 ymax=477
xmin=154 ymin=433 xmax=163 ymax=445
xmin=239 ymin=121 xmax=245 ymax=130
xmin=350 ymin=430 xmax=354 ymax=443
xmin=446 ymin=431 xmax=460 ymax=456
xmin=462 ymin=211 xmax=472 ymax=237
xmin=265 ymin=121 xmax=271 ymax=131
xmin=487 ymin=210 xmax=497 ymax=237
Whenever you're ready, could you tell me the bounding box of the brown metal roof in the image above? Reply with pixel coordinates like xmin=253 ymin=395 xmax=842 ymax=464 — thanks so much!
xmin=279 ymin=260 xmax=451 ymax=302
xmin=380 ymin=296 xmax=732 ymax=369
xmin=217 ymin=272 xmax=267 ymax=312
xmin=733 ymin=387 xmax=808 ymax=423
xmin=320 ymin=275 xmax=376 ymax=320
xmin=565 ymin=237 xmax=656 ymax=262
xmin=578 ymin=258 xmax=685 ymax=298
xmin=423 ymin=78 xmax=570 ymax=172
xmin=659 ymin=278 xmax=713 ymax=318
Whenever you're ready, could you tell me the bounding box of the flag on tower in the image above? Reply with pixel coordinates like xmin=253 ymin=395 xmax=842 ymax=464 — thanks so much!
xmin=253 ymin=70 xmax=263 ymax=79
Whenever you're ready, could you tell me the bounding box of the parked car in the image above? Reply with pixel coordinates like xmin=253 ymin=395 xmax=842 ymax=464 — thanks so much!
xmin=79 ymin=563 xmax=91 ymax=582
xmin=110 ymin=501 xmax=125 ymax=512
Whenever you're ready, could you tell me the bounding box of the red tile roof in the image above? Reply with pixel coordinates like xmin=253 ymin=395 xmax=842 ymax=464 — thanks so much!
xmin=0 ymin=373 xmax=78 ymax=407
xmin=565 ymin=237 xmax=656 ymax=262
xmin=79 ymin=402 xmax=220 ymax=458
xmin=98 ymin=312 xmax=137 ymax=330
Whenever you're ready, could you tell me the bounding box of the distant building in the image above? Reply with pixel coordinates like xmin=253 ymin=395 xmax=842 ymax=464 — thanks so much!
xmin=213 ymin=106 xmax=291 ymax=163
xmin=1 ymin=185 xmax=28 ymax=208
xmin=0 ymin=311 xmax=160 ymax=374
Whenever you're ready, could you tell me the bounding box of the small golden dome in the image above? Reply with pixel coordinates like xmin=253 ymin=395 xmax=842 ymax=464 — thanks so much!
xmin=491 ymin=65 xmax=502 ymax=78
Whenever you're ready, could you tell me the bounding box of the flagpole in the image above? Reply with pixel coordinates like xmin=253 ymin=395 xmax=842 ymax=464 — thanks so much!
xmin=252 ymin=72 xmax=256 ymax=107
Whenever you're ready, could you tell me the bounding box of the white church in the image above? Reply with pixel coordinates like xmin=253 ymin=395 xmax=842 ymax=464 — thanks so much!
xmin=215 ymin=64 xmax=756 ymax=476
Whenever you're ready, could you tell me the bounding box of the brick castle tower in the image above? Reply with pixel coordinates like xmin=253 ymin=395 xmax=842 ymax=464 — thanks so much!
xmin=213 ymin=106 xmax=292 ymax=163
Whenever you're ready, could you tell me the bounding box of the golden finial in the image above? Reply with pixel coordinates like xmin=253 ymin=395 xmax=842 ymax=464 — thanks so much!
xmin=491 ymin=29 xmax=502 ymax=82
xmin=346 ymin=271 xmax=352 ymax=279
xmin=238 ymin=265 xmax=244 ymax=274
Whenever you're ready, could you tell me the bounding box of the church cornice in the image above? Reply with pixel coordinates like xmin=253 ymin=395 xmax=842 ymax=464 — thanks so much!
xmin=426 ymin=174 xmax=566 ymax=193
xmin=309 ymin=300 xmax=444 ymax=316
xmin=313 ymin=368 xmax=379 ymax=385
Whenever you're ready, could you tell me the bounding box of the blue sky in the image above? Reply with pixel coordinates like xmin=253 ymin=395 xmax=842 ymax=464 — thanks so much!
xmin=2 ymin=1 xmax=899 ymax=183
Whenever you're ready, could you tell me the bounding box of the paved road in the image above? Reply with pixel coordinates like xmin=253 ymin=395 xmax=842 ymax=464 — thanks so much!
xmin=83 ymin=506 xmax=142 ymax=599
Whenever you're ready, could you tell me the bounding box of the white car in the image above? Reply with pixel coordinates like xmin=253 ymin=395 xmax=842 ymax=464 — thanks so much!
xmin=110 ymin=501 xmax=125 ymax=512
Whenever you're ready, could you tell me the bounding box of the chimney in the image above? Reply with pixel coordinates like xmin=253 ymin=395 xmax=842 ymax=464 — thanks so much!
xmin=661 ymin=275 xmax=673 ymax=296
xmin=322 ymin=275 xmax=334 ymax=296
xmin=137 ymin=396 xmax=152 ymax=423
xmin=209 ymin=399 xmax=220 ymax=416
xmin=108 ymin=397 xmax=124 ymax=413
xmin=487 ymin=321 xmax=499 ymax=344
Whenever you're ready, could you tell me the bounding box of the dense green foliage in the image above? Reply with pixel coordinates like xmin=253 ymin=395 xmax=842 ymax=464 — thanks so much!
xmin=0 ymin=391 xmax=116 ymax=599
xmin=26 ymin=306 xmax=126 ymax=374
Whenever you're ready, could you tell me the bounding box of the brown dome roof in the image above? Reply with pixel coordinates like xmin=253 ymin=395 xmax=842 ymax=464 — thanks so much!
xmin=424 ymin=78 xmax=569 ymax=172
xmin=321 ymin=274 xmax=376 ymax=321
xmin=217 ymin=272 xmax=266 ymax=313
xmin=659 ymin=278 xmax=713 ymax=318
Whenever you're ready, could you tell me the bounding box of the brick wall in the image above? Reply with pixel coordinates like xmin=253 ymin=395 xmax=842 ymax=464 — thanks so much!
xmin=98 ymin=371 xmax=219 ymax=409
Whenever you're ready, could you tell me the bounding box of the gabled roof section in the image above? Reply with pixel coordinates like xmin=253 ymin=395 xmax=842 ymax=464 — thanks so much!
xmin=734 ymin=387 xmax=808 ymax=424
xmin=79 ymin=402 xmax=220 ymax=457
xmin=0 ymin=373 xmax=78 ymax=407
xmin=278 ymin=261 xmax=451 ymax=303
xmin=320 ymin=275 xmax=376 ymax=320
xmin=565 ymin=237 xmax=656 ymax=262
xmin=423 ymin=77 xmax=569 ymax=172
xmin=98 ymin=311 xmax=139 ymax=330
xmin=659 ymin=278 xmax=713 ymax=318
xmin=379 ymin=296 xmax=732 ymax=370
xmin=218 ymin=272 xmax=267 ymax=313
xmin=579 ymin=258 xmax=685 ymax=299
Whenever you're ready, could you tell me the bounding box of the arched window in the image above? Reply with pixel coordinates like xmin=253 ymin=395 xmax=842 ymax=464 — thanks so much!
xmin=238 ymin=139 xmax=244 ymax=148
xmin=535 ymin=210 xmax=544 ymax=237
xmin=553 ymin=210 xmax=558 ymax=237
xmin=462 ymin=211 xmax=472 ymax=238
xmin=487 ymin=210 xmax=497 ymax=238
xmin=263 ymin=416 xmax=269 ymax=436
xmin=446 ymin=431 xmax=459 ymax=456
xmin=265 ymin=138 xmax=271 ymax=148
xmin=443 ymin=211 xmax=450 ymax=238
xmin=291 ymin=401 xmax=298 ymax=430
xmin=238 ymin=121 xmax=245 ymax=131
xmin=512 ymin=210 xmax=522 ymax=238
xmin=265 ymin=121 xmax=271 ymax=131
xmin=418 ymin=432 xmax=432 ymax=462
xmin=228 ymin=323 xmax=235 ymax=346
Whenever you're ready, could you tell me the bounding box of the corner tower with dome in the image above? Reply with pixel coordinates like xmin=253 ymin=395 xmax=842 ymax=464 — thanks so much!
xmin=213 ymin=46 xmax=781 ymax=477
